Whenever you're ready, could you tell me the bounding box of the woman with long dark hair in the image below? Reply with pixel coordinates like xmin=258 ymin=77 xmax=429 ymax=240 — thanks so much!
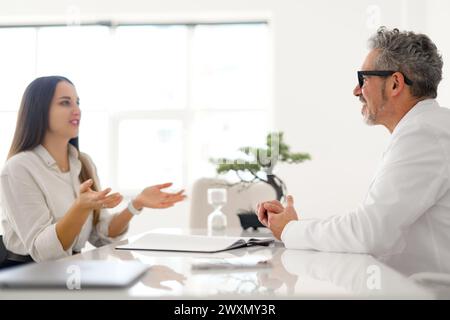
xmin=0 ymin=76 xmax=185 ymax=269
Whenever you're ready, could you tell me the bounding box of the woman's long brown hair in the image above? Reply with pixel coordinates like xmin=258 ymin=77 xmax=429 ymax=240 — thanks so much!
xmin=7 ymin=76 xmax=100 ymax=225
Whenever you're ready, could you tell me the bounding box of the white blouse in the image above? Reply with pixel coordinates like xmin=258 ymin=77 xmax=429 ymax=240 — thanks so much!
xmin=0 ymin=144 xmax=126 ymax=262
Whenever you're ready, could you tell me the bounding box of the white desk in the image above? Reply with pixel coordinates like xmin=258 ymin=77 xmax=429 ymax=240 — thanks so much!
xmin=0 ymin=228 xmax=439 ymax=299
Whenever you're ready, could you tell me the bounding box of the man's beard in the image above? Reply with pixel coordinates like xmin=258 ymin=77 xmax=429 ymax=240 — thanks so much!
xmin=362 ymin=83 xmax=388 ymax=126
xmin=364 ymin=105 xmax=377 ymax=125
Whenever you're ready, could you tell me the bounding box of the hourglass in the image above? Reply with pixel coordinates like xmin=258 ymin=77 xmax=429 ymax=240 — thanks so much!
xmin=207 ymin=188 xmax=227 ymax=233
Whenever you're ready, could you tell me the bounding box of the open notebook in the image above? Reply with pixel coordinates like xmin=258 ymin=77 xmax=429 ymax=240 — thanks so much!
xmin=116 ymin=233 xmax=274 ymax=253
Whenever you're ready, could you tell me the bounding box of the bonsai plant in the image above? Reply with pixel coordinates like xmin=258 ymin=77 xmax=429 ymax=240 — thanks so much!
xmin=210 ymin=131 xmax=311 ymax=202
xmin=209 ymin=132 xmax=310 ymax=230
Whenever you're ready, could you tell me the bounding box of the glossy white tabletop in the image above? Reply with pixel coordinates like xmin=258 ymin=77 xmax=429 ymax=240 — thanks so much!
xmin=0 ymin=228 xmax=441 ymax=299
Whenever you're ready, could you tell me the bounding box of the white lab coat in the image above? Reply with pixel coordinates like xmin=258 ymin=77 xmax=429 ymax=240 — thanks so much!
xmin=281 ymin=99 xmax=450 ymax=276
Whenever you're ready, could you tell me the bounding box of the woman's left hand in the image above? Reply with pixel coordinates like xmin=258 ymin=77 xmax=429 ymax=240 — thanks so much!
xmin=134 ymin=182 xmax=186 ymax=209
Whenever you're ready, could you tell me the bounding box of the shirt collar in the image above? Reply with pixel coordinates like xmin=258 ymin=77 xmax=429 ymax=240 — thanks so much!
xmin=392 ymin=98 xmax=439 ymax=136
xmin=33 ymin=144 xmax=81 ymax=174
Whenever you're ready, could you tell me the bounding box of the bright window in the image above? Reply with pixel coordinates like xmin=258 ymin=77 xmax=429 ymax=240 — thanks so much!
xmin=0 ymin=23 xmax=271 ymax=195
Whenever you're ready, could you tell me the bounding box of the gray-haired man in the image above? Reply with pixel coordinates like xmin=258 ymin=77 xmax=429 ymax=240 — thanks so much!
xmin=257 ymin=27 xmax=449 ymax=275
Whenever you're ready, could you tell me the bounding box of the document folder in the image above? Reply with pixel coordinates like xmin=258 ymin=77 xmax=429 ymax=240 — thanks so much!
xmin=116 ymin=233 xmax=274 ymax=253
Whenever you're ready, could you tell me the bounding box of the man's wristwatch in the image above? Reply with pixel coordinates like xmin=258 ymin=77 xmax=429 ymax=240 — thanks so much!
xmin=127 ymin=200 xmax=143 ymax=216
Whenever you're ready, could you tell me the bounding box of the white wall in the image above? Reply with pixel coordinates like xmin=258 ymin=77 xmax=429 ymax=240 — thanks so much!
xmin=1 ymin=0 xmax=448 ymax=234
xmin=427 ymin=0 xmax=450 ymax=107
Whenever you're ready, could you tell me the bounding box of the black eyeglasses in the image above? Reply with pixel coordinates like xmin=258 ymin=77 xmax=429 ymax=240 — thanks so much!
xmin=357 ymin=70 xmax=413 ymax=88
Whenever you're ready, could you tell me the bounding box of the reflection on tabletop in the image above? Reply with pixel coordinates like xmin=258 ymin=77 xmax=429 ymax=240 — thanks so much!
xmin=13 ymin=228 xmax=446 ymax=299
xmin=279 ymin=250 xmax=439 ymax=299
xmin=141 ymin=265 xmax=187 ymax=291
xmin=256 ymin=249 xmax=298 ymax=295
xmin=107 ymin=241 xmax=433 ymax=298
xmin=103 ymin=249 xmax=187 ymax=291
xmin=408 ymin=272 xmax=450 ymax=299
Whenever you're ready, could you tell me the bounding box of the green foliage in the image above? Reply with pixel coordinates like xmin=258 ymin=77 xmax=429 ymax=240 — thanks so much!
xmin=214 ymin=161 xmax=261 ymax=175
xmin=210 ymin=132 xmax=311 ymax=177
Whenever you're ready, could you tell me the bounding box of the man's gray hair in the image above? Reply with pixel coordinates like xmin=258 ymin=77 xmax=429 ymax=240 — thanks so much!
xmin=369 ymin=27 xmax=443 ymax=99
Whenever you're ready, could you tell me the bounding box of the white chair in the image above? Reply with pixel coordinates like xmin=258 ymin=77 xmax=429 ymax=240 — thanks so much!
xmin=189 ymin=177 xmax=276 ymax=229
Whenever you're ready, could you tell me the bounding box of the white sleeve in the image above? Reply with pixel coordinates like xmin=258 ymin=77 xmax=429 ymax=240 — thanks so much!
xmin=1 ymin=165 xmax=72 ymax=262
xmin=88 ymin=209 xmax=129 ymax=247
xmin=281 ymin=124 xmax=449 ymax=256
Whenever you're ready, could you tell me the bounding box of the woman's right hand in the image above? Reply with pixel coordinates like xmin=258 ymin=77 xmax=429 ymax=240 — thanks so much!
xmin=76 ymin=179 xmax=123 ymax=211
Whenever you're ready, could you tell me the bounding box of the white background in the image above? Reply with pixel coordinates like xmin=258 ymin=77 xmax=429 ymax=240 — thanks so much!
xmin=1 ymin=0 xmax=449 ymax=236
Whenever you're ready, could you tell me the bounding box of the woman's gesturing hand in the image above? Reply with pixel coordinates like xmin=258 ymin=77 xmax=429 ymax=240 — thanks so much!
xmin=76 ymin=179 xmax=123 ymax=211
xmin=134 ymin=182 xmax=186 ymax=209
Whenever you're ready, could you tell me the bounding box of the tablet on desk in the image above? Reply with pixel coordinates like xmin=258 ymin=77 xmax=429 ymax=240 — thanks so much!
xmin=0 ymin=260 xmax=149 ymax=289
